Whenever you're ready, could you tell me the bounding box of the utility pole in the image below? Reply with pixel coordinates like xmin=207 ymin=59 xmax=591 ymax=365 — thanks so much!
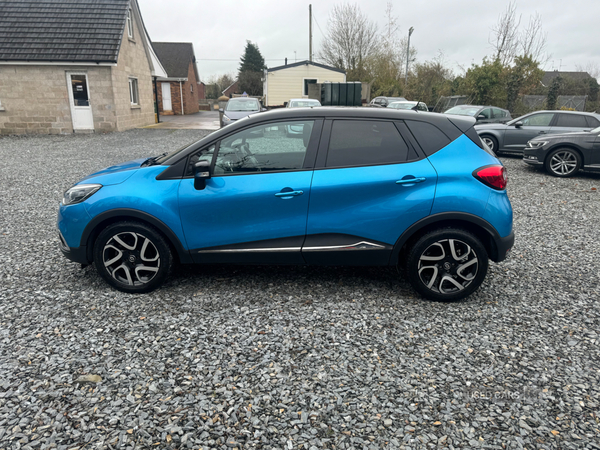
xmin=309 ymin=4 xmax=313 ymax=62
xmin=405 ymin=27 xmax=414 ymax=86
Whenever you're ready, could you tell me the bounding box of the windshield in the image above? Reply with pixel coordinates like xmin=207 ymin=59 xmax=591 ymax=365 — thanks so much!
xmin=289 ymin=100 xmax=321 ymax=107
xmin=444 ymin=105 xmax=481 ymax=117
xmin=389 ymin=102 xmax=416 ymax=110
xmin=225 ymin=98 xmax=260 ymax=112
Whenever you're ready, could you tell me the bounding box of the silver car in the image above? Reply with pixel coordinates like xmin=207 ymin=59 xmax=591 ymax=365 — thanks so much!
xmin=475 ymin=110 xmax=600 ymax=154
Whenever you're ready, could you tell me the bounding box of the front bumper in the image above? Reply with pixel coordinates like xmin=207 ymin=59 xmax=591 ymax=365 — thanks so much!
xmin=58 ymin=230 xmax=90 ymax=264
xmin=522 ymin=153 xmax=544 ymax=165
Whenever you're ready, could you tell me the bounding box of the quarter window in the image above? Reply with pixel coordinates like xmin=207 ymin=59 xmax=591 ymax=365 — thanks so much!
xmin=555 ymin=114 xmax=589 ymax=128
xmin=326 ymin=120 xmax=410 ymax=167
xmin=586 ymin=116 xmax=600 ymax=128
xmin=129 ymin=78 xmax=139 ymax=105
xmin=405 ymin=120 xmax=451 ymax=156
xmin=212 ymin=120 xmax=314 ymax=175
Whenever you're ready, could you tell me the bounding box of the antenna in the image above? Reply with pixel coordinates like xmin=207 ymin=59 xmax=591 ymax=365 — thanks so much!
xmin=309 ymin=5 xmax=313 ymax=62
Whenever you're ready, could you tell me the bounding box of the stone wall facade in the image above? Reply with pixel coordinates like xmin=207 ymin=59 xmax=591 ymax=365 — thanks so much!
xmin=0 ymin=1 xmax=156 ymax=135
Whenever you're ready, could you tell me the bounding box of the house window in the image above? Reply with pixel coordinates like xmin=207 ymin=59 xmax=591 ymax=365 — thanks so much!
xmin=127 ymin=9 xmax=134 ymax=38
xmin=303 ymin=78 xmax=317 ymax=96
xmin=129 ymin=77 xmax=139 ymax=105
xmin=190 ymin=84 xmax=193 ymax=93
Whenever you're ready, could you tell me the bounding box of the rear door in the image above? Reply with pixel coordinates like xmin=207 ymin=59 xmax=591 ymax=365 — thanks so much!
xmin=303 ymin=119 xmax=437 ymax=265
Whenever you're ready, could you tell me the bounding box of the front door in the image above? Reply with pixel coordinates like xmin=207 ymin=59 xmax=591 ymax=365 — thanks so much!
xmin=503 ymin=112 xmax=555 ymax=152
xmin=162 ymin=83 xmax=172 ymax=111
xmin=178 ymin=119 xmax=321 ymax=264
xmin=66 ymin=72 xmax=94 ymax=131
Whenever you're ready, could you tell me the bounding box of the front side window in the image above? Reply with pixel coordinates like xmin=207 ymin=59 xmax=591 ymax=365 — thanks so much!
xmin=127 ymin=9 xmax=134 ymax=38
xmin=479 ymin=108 xmax=491 ymax=119
xmin=326 ymin=120 xmax=411 ymax=167
xmin=555 ymin=114 xmax=589 ymax=128
xmin=493 ymin=108 xmax=507 ymax=118
xmin=210 ymin=121 xmax=314 ymax=175
xmin=520 ymin=113 xmax=554 ymax=127
xmin=129 ymin=78 xmax=139 ymax=105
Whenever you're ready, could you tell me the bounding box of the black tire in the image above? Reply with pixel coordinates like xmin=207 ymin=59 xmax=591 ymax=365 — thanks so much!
xmin=545 ymin=147 xmax=581 ymax=177
xmin=481 ymin=135 xmax=499 ymax=155
xmin=93 ymin=221 xmax=172 ymax=293
xmin=404 ymin=228 xmax=489 ymax=301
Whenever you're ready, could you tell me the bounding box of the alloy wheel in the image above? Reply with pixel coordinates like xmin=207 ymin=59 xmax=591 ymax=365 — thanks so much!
xmin=417 ymin=238 xmax=478 ymax=294
xmin=549 ymin=151 xmax=578 ymax=176
xmin=102 ymin=231 xmax=161 ymax=286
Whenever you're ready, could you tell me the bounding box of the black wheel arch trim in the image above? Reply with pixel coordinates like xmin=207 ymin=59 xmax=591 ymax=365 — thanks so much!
xmin=389 ymin=212 xmax=512 ymax=265
xmin=80 ymin=209 xmax=193 ymax=264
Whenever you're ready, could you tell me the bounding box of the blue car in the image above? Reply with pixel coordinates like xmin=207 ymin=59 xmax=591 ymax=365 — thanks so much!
xmin=58 ymin=108 xmax=514 ymax=301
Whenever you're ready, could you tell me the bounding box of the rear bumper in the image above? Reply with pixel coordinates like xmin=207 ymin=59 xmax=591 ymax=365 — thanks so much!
xmin=493 ymin=230 xmax=514 ymax=262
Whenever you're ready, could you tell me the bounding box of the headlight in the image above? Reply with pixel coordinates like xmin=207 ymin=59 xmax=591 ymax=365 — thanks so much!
xmin=62 ymin=184 xmax=102 ymax=205
xmin=222 ymin=115 xmax=232 ymax=123
xmin=526 ymin=140 xmax=548 ymax=148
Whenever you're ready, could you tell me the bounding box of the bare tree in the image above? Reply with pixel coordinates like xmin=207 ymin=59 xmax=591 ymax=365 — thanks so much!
xmin=319 ymin=3 xmax=379 ymax=78
xmin=520 ymin=13 xmax=549 ymax=65
xmin=490 ymin=2 xmax=521 ymax=65
xmin=490 ymin=2 xmax=549 ymax=66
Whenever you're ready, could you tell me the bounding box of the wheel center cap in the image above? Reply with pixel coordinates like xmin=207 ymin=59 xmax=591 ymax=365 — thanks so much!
xmin=443 ymin=262 xmax=452 ymax=270
xmin=128 ymin=254 xmax=136 ymax=263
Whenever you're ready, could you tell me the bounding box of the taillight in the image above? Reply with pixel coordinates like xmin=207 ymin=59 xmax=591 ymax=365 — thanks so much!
xmin=473 ymin=165 xmax=507 ymax=190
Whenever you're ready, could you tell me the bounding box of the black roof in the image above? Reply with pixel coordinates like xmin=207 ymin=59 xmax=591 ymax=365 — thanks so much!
xmin=0 ymin=0 xmax=130 ymax=63
xmin=153 ymin=42 xmax=197 ymax=79
xmin=267 ymin=60 xmax=346 ymax=74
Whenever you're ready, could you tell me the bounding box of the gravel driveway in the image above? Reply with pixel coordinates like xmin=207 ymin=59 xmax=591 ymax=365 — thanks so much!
xmin=1 ymin=130 xmax=599 ymax=450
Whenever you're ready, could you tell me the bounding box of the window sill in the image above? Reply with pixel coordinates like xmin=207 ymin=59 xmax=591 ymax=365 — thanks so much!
xmin=0 ymin=107 xmax=5 ymax=112
xmin=128 ymin=37 xmax=136 ymax=44
xmin=131 ymin=105 xmax=141 ymax=109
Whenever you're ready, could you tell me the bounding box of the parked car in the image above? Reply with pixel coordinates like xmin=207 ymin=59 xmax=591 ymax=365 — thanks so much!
xmin=220 ymin=97 xmax=264 ymax=127
xmin=368 ymin=96 xmax=407 ymax=107
xmin=475 ymin=110 xmax=600 ymax=155
xmin=444 ymin=105 xmax=512 ymax=124
xmin=286 ymin=99 xmax=322 ymax=108
xmin=388 ymin=101 xmax=428 ymax=112
xmin=523 ymin=126 xmax=600 ymax=177
xmin=58 ymin=107 xmax=514 ymax=301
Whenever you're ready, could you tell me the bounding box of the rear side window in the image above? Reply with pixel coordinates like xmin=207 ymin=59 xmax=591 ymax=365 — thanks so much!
xmin=326 ymin=120 xmax=410 ymax=167
xmin=405 ymin=120 xmax=452 ymax=156
xmin=555 ymin=114 xmax=588 ymax=128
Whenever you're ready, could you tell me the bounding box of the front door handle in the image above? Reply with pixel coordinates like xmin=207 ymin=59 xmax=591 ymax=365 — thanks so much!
xmin=275 ymin=190 xmax=303 ymax=197
xmin=538 ymin=131 xmax=547 ymax=134
xmin=396 ymin=177 xmax=426 ymax=185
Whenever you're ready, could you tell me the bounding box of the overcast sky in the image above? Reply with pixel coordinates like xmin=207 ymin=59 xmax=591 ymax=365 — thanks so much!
xmin=138 ymin=0 xmax=600 ymax=82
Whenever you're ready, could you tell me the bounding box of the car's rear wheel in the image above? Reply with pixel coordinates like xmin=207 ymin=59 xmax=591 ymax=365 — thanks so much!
xmin=481 ymin=135 xmax=499 ymax=155
xmin=404 ymin=228 xmax=488 ymax=301
xmin=93 ymin=221 xmax=172 ymax=293
xmin=545 ymin=148 xmax=581 ymax=177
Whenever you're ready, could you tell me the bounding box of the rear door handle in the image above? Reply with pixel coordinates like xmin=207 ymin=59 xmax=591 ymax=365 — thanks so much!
xmin=275 ymin=190 xmax=303 ymax=197
xmin=396 ymin=177 xmax=426 ymax=185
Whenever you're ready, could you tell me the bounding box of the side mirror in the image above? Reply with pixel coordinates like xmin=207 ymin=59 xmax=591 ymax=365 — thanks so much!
xmin=514 ymin=121 xmax=523 ymax=128
xmin=193 ymin=160 xmax=211 ymax=190
xmin=477 ymin=114 xmax=486 ymax=120
xmin=219 ymin=108 xmax=224 ymax=113
xmin=261 ymin=107 xmax=267 ymax=112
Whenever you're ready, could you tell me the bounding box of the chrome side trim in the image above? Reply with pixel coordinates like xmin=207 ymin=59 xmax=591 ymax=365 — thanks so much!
xmin=198 ymin=247 xmax=301 ymax=254
xmin=302 ymin=241 xmax=387 ymax=252
xmin=584 ymin=164 xmax=600 ymax=168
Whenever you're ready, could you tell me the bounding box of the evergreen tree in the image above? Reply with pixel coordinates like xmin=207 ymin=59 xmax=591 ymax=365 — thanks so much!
xmin=238 ymin=41 xmax=265 ymax=95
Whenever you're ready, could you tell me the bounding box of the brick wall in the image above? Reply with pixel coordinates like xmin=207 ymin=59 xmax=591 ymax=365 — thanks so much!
xmin=153 ymin=61 xmax=200 ymax=115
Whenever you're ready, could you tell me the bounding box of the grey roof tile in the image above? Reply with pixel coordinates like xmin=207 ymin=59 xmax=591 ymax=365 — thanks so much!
xmin=0 ymin=0 xmax=129 ymax=63
xmin=153 ymin=42 xmax=196 ymax=79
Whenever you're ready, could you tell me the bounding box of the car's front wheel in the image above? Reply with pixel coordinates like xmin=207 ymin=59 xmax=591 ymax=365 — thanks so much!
xmin=93 ymin=221 xmax=172 ymax=293
xmin=404 ymin=228 xmax=489 ymax=301
xmin=545 ymin=148 xmax=581 ymax=177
